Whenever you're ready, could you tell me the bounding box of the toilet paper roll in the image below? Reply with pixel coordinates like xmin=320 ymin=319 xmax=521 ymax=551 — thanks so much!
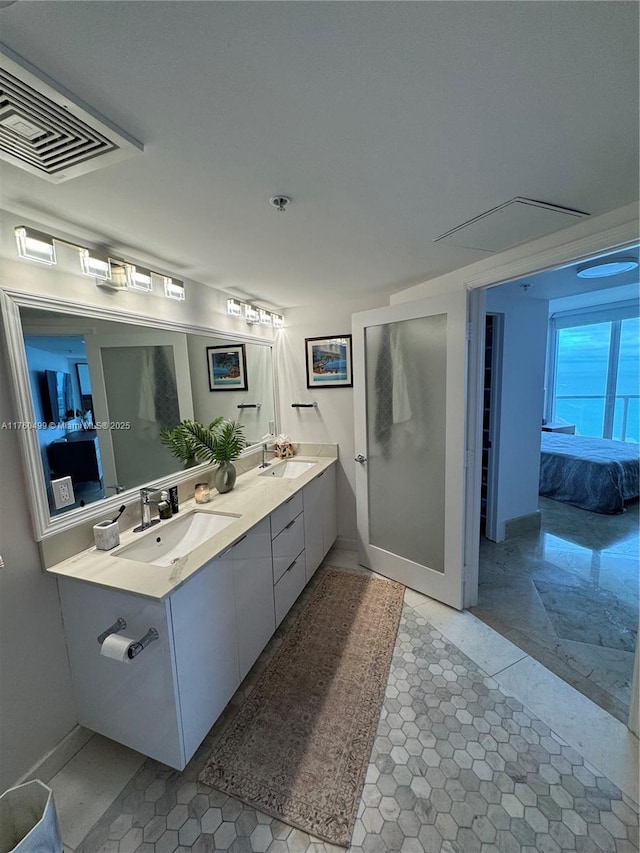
xmin=100 ymin=633 xmax=134 ymax=662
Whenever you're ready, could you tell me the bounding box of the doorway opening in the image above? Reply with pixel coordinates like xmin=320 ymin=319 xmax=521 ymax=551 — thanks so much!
xmin=469 ymin=245 xmax=639 ymax=724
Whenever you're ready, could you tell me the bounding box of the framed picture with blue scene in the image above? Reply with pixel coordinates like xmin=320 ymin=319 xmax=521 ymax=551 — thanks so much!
xmin=207 ymin=344 xmax=248 ymax=391
xmin=305 ymin=335 xmax=353 ymax=388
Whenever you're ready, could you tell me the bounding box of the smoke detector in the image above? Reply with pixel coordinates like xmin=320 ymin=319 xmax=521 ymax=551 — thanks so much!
xmin=0 ymin=43 xmax=143 ymax=182
xmin=269 ymin=196 xmax=290 ymax=212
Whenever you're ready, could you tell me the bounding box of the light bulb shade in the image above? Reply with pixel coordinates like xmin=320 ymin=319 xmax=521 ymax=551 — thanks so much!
xmin=125 ymin=264 xmax=152 ymax=292
xmin=227 ymin=298 xmax=242 ymax=317
xmin=576 ymin=258 xmax=638 ymax=279
xmin=272 ymin=313 xmax=284 ymax=328
xmin=164 ymin=277 xmax=185 ymax=301
xmin=79 ymin=248 xmax=111 ymax=281
xmin=244 ymin=303 xmax=260 ymax=324
xmin=259 ymin=308 xmax=272 ymax=325
xmin=15 ymin=226 xmax=56 ymax=265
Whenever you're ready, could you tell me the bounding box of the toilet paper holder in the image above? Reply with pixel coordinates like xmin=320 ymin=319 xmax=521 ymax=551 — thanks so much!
xmin=127 ymin=628 xmax=159 ymax=659
xmin=97 ymin=617 xmax=127 ymax=645
xmin=97 ymin=618 xmax=159 ymax=659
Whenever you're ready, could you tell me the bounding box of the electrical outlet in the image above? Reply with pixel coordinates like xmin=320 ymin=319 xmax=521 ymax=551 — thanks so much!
xmin=52 ymin=476 xmax=75 ymax=509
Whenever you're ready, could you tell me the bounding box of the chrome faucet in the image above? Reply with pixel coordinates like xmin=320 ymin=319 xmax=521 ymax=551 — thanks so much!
xmin=134 ymin=487 xmax=163 ymax=532
xmin=259 ymin=442 xmax=276 ymax=469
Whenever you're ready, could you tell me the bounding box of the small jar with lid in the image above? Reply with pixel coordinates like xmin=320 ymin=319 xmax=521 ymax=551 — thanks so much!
xmin=194 ymin=482 xmax=211 ymax=504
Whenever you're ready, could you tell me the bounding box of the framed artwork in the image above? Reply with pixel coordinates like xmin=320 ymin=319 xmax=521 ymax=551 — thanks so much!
xmin=305 ymin=335 xmax=353 ymax=388
xmin=206 ymin=344 xmax=248 ymax=391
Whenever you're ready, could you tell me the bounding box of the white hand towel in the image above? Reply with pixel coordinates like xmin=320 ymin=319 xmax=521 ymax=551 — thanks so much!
xmin=391 ymin=326 xmax=412 ymax=424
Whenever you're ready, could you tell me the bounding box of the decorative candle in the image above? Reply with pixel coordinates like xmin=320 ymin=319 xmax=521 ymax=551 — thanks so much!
xmin=194 ymin=482 xmax=211 ymax=504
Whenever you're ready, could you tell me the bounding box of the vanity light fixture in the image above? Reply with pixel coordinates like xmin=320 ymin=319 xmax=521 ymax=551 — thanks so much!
xmin=227 ymin=298 xmax=243 ymax=317
xmin=163 ymin=277 xmax=185 ymax=301
xmin=576 ymin=257 xmax=639 ymax=279
xmin=14 ymin=225 xmax=186 ymax=301
xmin=125 ymin=264 xmax=153 ymax=292
xmin=227 ymin=298 xmax=284 ymax=328
xmin=15 ymin=226 xmax=57 ymax=265
xmin=244 ymin=303 xmax=260 ymax=325
xmin=79 ymin=248 xmax=111 ymax=281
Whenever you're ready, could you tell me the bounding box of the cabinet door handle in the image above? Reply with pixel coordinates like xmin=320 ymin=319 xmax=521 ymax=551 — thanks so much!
xmin=284 ymin=518 xmax=297 ymax=530
xmin=220 ymin=534 xmax=247 ymax=556
xmin=315 ymin=471 xmax=325 ymax=479
xmin=284 ymin=495 xmax=295 ymax=504
xmin=286 ymin=558 xmax=297 ymax=572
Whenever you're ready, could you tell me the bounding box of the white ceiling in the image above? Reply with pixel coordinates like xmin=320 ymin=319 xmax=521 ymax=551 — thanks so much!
xmin=491 ymin=245 xmax=640 ymax=306
xmin=0 ymin=1 xmax=638 ymax=308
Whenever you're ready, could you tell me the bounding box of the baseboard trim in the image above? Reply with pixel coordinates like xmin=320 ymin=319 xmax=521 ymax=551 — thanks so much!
xmin=503 ymin=510 xmax=542 ymax=540
xmin=335 ymin=537 xmax=357 ymax=551
xmin=16 ymin=725 xmax=94 ymax=786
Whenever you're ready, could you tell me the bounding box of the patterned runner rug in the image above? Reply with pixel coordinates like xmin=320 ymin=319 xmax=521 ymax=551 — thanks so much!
xmin=199 ymin=567 xmax=405 ymax=847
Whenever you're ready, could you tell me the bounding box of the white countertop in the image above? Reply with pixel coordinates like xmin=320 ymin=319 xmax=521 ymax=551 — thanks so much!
xmin=46 ymin=456 xmax=337 ymax=600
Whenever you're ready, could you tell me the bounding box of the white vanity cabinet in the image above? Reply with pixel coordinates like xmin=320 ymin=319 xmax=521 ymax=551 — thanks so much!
xmin=303 ymin=464 xmax=338 ymax=581
xmin=270 ymin=492 xmax=306 ymax=627
xmin=56 ymin=459 xmax=337 ymax=770
xmin=170 ymin=551 xmax=239 ymax=762
xmin=228 ymin=517 xmax=276 ymax=680
xmin=58 ymin=578 xmax=187 ymax=769
xmin=58 ymin=522 xmax=270 ymax=769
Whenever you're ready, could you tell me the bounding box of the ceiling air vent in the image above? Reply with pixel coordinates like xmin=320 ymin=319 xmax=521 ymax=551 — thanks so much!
xmin=0 ymin=43 xmax=143 ymax=183
xmin=433 ymin=198 xmax=589 ymax=253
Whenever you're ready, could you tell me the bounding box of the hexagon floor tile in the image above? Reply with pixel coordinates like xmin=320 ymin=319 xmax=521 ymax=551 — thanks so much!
xmin=76 ymin=567 xmax=638 ymax=853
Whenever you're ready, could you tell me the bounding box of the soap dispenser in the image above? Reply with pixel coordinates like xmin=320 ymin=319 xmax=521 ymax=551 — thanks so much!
xmin=158 ymin=490 xmax=172 ymax=520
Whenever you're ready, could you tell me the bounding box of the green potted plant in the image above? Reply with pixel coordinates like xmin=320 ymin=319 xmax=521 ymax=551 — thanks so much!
xmin=159 ymin=418 xmax=222 ymax=469
xmin=183 ymin=418 xmax=247 ymax=493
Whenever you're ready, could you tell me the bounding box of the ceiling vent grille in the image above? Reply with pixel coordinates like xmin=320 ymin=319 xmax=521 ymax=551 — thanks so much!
xmin=0 ymin=43 xmax=143 ymax=183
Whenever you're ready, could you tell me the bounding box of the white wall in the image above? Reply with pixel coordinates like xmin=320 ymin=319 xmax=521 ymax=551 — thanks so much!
xmin=277 ymin=292 xmax=392 ymax=547
xmin=485 ymin=289 xmax=548 ymax=540
xmin=0 ymin=329 xmax=77 ymax=791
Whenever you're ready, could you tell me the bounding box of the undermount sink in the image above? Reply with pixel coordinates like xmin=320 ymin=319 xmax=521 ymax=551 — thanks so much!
xmin=259 ymin=460 xmax=316 ymax=479
xmin=113 ymin=510 xmax=239 ymax=567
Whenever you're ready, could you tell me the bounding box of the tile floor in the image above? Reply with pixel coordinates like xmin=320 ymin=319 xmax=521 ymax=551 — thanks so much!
xmin=472 ymin=497 xmax=639 ymax=724
xmin=49 ymin=547 xmax=639 ymax=853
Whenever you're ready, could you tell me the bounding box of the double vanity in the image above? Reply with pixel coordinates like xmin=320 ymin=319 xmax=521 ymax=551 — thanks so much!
xmin=47 ymin=453 xmax=337 ymax=770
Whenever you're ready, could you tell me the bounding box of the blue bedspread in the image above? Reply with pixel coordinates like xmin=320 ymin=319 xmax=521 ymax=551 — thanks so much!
xmin=539 ymin=433 xmax=640 ymax=514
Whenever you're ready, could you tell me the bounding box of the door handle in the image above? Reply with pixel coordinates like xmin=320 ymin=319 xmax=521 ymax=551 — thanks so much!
xmin=355 ymin=454 xmax=367 ymax=463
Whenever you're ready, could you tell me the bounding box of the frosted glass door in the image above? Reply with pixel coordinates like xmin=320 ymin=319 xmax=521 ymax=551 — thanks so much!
xmin=353 ymin=292 xmax=467 ymax=609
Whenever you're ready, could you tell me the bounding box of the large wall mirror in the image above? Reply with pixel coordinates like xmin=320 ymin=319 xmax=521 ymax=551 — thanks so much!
xmin=1 ymin=290 xmax=277 ymax=540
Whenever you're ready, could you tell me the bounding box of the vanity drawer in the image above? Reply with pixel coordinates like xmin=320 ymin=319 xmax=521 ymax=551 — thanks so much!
xmin=274 ymin=550 xmax=306 ymax=627
xmin=270 ymin=492 xmax=303 ymax=539
xmin=272 ymin=511 xmax=304 ymax=584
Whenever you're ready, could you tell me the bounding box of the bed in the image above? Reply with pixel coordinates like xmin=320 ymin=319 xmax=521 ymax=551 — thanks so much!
xmin=539 ymin=433 xmax=640 ymax=514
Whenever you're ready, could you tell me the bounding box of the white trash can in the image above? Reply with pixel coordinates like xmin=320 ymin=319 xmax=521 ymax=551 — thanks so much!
xmin=0 ymin=780 xmax=63 ymax=853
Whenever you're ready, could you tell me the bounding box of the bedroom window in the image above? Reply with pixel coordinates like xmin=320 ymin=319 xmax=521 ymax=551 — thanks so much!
xmin=549 ymin=306 xmax=639 ymax=443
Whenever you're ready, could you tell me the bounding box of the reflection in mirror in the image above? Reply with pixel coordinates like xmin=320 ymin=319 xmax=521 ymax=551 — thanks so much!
xmin=188 ymin=335 xmax=275 ymax=442
xmin=18 ymin=306 xmax=277 ymax=520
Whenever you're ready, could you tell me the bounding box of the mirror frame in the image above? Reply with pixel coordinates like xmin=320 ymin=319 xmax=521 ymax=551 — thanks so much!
xmin=1 ymin=288 xmax=278 ymax=541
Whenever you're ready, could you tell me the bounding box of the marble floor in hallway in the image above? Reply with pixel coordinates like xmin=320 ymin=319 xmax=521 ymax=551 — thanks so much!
xmin=46 ymin=547 xmax=638 ymax=853
xmin=472 ymin=497 xmax=639 ymax=724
